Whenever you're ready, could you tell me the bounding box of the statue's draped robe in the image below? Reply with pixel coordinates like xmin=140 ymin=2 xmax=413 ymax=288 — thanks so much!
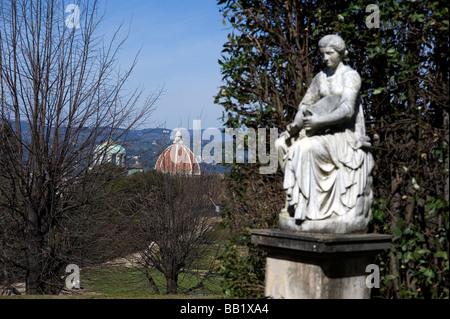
xmin=284 ymin=66 xmax=374 ymax=221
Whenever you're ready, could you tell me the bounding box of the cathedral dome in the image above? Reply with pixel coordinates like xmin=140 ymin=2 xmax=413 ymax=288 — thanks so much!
xmin=155 ymin=130 xmax=200 ymax=175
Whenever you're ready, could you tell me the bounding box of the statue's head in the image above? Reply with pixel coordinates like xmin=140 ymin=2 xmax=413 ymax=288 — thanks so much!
xmin=318 ymin=34 xmax=348 ymax=57
xmin=318 ymin=34 xmax=348 ymax=70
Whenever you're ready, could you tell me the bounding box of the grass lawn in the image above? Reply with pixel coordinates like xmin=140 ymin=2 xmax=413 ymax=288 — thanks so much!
xmin=80 ymin=266 xmax=224 ymax=298
xmin=1 ymin=266 xmax=224 ymax=299
xmin=0 ymin=243 xmax=238 ymax=299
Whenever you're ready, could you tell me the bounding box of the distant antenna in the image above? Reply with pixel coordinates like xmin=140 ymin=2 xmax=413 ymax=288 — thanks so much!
xmin=210 ymin=197 xmax=220 ymax=213
xmin=193 ymin=120 xmax=202 ymax=163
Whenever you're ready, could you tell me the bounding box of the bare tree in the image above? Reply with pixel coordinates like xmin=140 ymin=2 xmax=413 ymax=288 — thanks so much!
xmin=0 ymin=0 xmax=159 ymax=294
xmin=124 ymin=171 xmax=224 ymax=295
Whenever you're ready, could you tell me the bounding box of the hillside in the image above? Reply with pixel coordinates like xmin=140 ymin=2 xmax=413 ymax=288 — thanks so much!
xmin=120 ymin=127 xmax=229 ymax=174
xmin=3 ymin=122 xmax=231 ymax=173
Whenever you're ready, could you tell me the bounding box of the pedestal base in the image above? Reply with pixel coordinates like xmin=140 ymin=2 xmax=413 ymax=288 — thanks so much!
xmin=279 ymin=211 xmax=370 ymax=234
xmin=251 ymin=229 xmax=392 ymax=299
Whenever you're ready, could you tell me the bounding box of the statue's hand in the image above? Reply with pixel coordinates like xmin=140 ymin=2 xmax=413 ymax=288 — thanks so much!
xmin=286 ymin=111 xmax=304 ymax=137
xmin=286 ymin=122 xmax=300 ymax=137
xmin=280 ymin=130 xmax=290 ymax=138
xmin=303 ymin=114 xmax=321 ymax=136
xmin=293 ymin=110 xmax=304 ymax=128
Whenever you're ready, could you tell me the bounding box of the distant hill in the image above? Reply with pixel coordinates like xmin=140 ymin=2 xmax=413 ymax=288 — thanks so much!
xmin=119 ymin=127 xmax=230 ymax=174
xmin=5 ymin=122 xmax=231 ymax=174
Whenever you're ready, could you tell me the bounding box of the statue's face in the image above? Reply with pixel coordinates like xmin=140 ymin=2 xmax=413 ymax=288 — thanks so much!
xmin=320 ymin=46 xmax=341 ymax=69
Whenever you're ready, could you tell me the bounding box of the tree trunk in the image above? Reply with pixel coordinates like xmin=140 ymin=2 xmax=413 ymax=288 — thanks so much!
xmin=145 ymin=268 xmax=160 ymax=294
xmin=25 ymin=208 xmax=44 ymax=294
xmin=166 ymin=271 xmax=178 ymax=295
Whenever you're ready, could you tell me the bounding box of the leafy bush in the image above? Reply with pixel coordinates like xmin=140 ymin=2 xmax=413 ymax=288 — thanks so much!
xmin=217 ymin=231 xmax=266 ymax=298
xmin=215 ymin=0 xmax=449 ymax=299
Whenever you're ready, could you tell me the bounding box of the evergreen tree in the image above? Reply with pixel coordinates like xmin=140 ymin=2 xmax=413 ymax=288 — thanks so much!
xmin=216 ymin=0 xmax=448 ymax=298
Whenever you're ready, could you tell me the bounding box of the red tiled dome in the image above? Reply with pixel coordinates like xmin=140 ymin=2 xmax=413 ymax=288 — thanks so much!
xmin=155 ymin=130 xmax=201 ymax=175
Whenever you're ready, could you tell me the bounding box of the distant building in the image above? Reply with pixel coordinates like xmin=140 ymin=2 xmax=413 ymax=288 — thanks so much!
xmin=91 ymin=140 xmax=127 ymax=167
xmin=128 ymin=155 xmax=144 ymax=175
xmin=91 ymin=140 xmax=143 ymax=175
xmin=155 ymin=130 xmax=201 ymax=175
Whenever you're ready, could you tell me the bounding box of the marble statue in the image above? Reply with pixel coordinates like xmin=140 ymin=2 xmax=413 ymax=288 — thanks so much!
xmin=275 ymin=34 xmax=375 ymax=234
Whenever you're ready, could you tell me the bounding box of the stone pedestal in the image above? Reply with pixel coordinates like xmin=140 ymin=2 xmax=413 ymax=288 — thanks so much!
xmin=251 ymin=229 xmax=392 ymax=299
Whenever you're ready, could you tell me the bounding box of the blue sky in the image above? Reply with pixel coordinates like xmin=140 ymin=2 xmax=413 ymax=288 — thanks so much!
xmin=98 ymin=0 xmax=230 ymax=130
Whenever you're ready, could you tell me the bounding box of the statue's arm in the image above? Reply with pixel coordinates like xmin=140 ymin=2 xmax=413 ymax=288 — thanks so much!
xmin=299 ymin=73 xmax=322 ymax=112
xmin=287 ymin=74 xmax=321 ymax=136
xmin=304 ymin=71 xmax=361 ymax=134
xmin=339 ymin=70 xmax=361 ymax=119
